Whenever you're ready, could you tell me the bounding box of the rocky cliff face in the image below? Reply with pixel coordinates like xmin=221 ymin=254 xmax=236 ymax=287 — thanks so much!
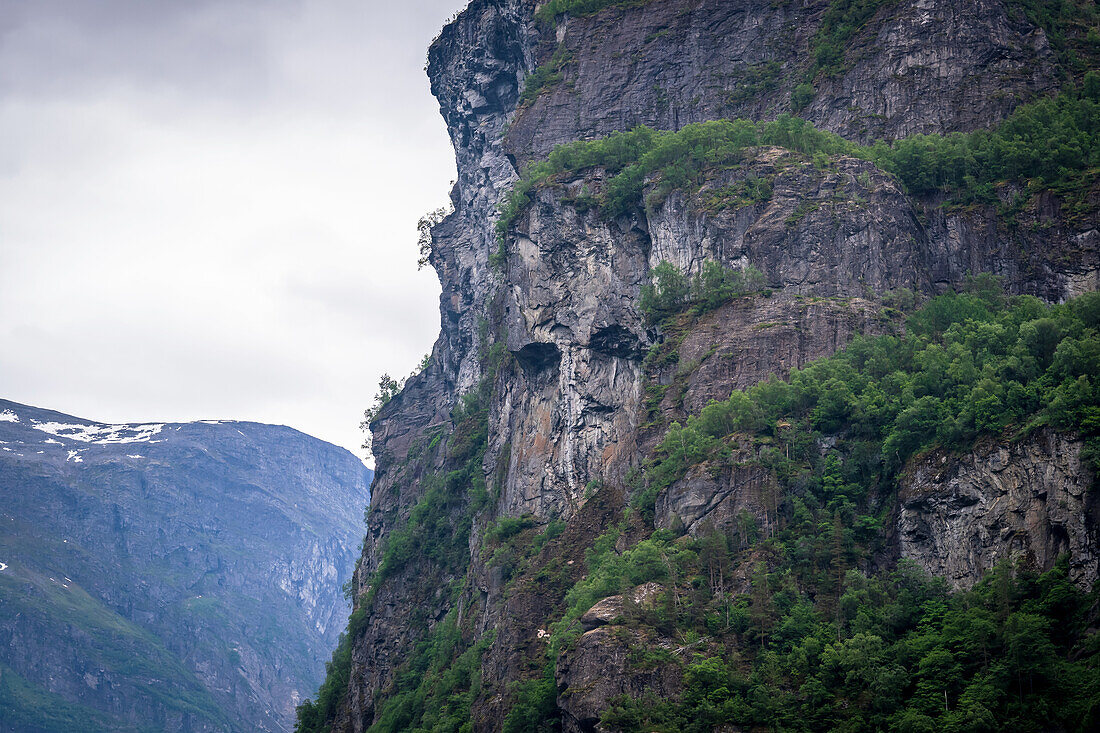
xmin=506 ymin=0 xmax=1058 ymax=160
xmin=0 ymin=399 xmax=371 ymax=732
xmin=331 ymin=1 xmax=1098 ymax=730
xmin=899 ymin=429 xmax=1099 ymax=590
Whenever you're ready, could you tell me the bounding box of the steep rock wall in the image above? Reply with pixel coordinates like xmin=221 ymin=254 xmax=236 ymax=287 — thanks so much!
xmin=507 ymin=0 xmax=1057 ymax=162
xmin=899 ymin=430 xmax=1099 ymax=590
xmin=334 ymin=2 xmax=533 ymax=730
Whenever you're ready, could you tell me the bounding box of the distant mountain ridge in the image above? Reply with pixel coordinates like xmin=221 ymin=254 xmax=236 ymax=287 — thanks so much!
xmin=0 ymin=398 xmax=371 ymax=732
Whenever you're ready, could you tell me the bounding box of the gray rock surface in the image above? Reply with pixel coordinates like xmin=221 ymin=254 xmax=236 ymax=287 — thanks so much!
xmin=898 ymin=430 xmax=1099 ymax=590
xmin=507 ymin=0 xmax=1058 ymax=162
xmin=578 ymin=582 xmax=664 ymax=631
xmin=556 ymin=625 xmax=681 ymax=733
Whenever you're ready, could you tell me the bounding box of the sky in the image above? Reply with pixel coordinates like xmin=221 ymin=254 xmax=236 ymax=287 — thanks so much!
xmin=0 ymin=0 xmax=469 ymax=462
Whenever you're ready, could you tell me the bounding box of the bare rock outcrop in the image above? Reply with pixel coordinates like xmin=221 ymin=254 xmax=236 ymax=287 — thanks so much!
xmin=557 ymin=626 xmax=681 ymax=733
xmin=508 ymin=0 xmax=1057 ymax=162
xmin=899 ymin=430 xmax=1099 ymax=589
xmin=579 ymin=582 xmax=664 ymax=631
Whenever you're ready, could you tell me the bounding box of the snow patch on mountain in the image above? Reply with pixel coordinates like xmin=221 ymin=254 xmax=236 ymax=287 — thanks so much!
xmin=0 ymin=410 xmax=18 ymax=422
xmin=31 ymin=420 xmax=165 ymax=445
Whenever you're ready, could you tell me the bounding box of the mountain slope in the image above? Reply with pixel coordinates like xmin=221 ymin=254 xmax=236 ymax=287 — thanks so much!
xmin=0 ymin=399 xmax=371 ymax=732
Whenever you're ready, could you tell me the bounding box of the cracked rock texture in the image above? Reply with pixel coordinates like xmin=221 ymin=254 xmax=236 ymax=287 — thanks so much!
xmin=899 ymin=430 xmax=1099 ymax=590
xmin=507 ymin=0 xmax=1057 ymax=163
xmin=557 ymin=625 xmax=682 ymax=733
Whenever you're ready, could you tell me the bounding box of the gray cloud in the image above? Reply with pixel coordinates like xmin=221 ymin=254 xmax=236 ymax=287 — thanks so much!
xmin=0 ymin=1 xmax=280 ymax=99
xmin=0 ymin=0 xmax=469 ymax=460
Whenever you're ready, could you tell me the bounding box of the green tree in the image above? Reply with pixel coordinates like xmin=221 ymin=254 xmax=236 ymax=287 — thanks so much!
xmin=639 ymin=260 xmax=690 ymax=322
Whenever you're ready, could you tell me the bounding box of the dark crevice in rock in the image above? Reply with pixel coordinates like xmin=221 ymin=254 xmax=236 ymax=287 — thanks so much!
xmin=514 ymin=341 xmax=562 ymax=374
xmin=587 ymin=324 xmax=642 ymax=359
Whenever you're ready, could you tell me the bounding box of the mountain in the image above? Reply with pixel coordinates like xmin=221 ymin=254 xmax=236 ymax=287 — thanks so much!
xmin=300 ymin=1 xmax=1100 ymax=731
xmin=0 ymin=399 xmax=371 ymax=732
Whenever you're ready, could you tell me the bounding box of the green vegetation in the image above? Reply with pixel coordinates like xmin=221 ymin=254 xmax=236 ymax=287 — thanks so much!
xmin=545 ymin=521 xmax=696 ymax=654
xmin=532 ymin=517 xmax=1100 ymax=731
xmin=1007 ymin=0 xmax=1100 ymax=80
xmin=512 ymin=287 xmax=1100 ymax=732
xmin=502 ymin=667 xmax=558 ymax=733
xmin=639 ymin=260 xmax=767 ymax=324
xmin=484 ymin=516 xmax=571 ymax=586
xmin=699 ymin=175 xmax=774 ymax=212
xmin=298 ymin=606 xmax=493 ymax=733
xmin=301 ymin=284 xmax=1100 ymax=732
xmin=598 ymin=559 xmax=1100 ymax=731
xmin=0 ymin=570 xmax=228 ymax=730
xmin=496 ymin=116 xmax=852 ymax=239
xmin=497 ymin=86 xmax=1100 ymax=239
xmin=289 ymin=608 xmax=368 ymax=733
xmin=485 ymin=515 xmax=538 ymax=543
xmin=790 ymin=82 xmax=815 ymax=112
xmin=308 ymin=39 xmax=1100 ymax=724
xmin=881 ymin=85 xmax=1100 ymax=202
xmin=370 ymin=389 xmax=490 ymax=595
xmin=534 ymin=0 xmax=655 ymax=25
xmin=297 ymin=335 xmax=510 ymax=733
xmin=417 ymin=206 xmax=450 ymax=270
xmin=802 ymin=0 xmax=1099 ymax=94
xmin=806 ymin=0 xmax=902 ymax=81
xmin=723 ymin=61 xmax=784 ymax=105
xmin=520 ymin=47 xmax=574 ymax=106
xmin=363 ymin=373 xmax=404 ymax=425
xmin=513 ymin=522 xmax=1100 ymax=731
xmin=297 ymin=383 xmax=491 ymax=732
xmin=0 ymin=662 xmax=115 ymax=733
xmin=643 ymin=284 xmax=1100 ymax=511
xmin=369 ymin=613 xmax=494 ymax=733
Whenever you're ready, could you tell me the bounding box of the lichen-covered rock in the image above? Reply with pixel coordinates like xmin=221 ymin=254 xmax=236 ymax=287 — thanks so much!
xmin=898 ymin=430 xmax=1099 ymax=589
xmin=806 ymin=0 xmax=1057 ymax=141
xmin=660 ymin=295 xmax=889 ymax=419
xmin=656 ymin=453 xmax=777 ymax=540
xmin=923 ymin=188 xmax=1100 ymax=302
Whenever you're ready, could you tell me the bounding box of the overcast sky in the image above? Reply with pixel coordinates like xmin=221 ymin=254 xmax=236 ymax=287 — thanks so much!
xmin=0 ymin=0 xmax=469 ymax=462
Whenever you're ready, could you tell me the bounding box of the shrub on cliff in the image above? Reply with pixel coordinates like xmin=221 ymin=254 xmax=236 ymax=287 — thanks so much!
xmin=639 ymin=261 xmax=690 ymax=321
xmin=640 ymin=259 xmax=767 ymax=324
xmin=644 ymin=286 xmax=1100 ymax=507
xmin=496 ymin=89 xmax=1099 ymax=239
xmin=534 ymin=0 xmax=655 ymax=25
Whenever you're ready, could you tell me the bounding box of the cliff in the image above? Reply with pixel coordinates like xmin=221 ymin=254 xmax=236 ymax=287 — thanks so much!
xmin=318 ymin=1 xmax=1100 ymax=731
xmin=0 ymin=399 xmax=371 ymax=732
